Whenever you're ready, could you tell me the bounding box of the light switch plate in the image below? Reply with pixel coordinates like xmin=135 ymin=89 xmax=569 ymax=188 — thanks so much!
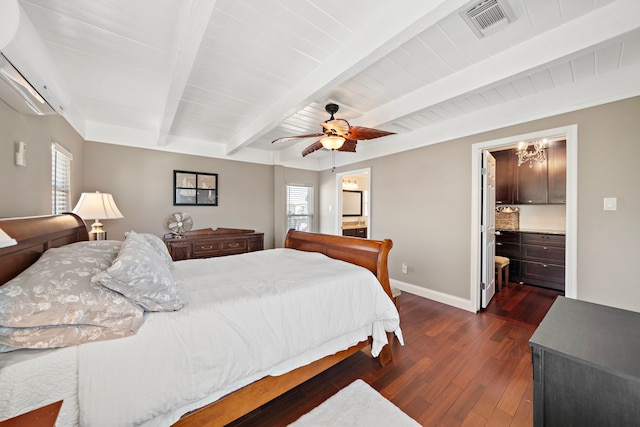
xmin=603 ymin=197 xmax=617 ymax=211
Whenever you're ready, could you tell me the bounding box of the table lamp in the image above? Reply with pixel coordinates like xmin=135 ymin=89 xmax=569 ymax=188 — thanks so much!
xmin=72 ymin=191 xmax=124 ymax=240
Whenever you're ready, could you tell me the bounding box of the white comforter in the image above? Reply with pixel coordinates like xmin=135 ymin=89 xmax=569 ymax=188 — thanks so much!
xmin=77 ymin=248 xmax=402 ymax=426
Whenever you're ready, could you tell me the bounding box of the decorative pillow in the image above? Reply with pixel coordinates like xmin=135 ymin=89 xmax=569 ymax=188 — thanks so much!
xmin=125 ymin=231 xmax=174 ymax=269
xmin=93 ymin=232 xmax=183 ymax=312
xmin=0 ymin=315 xmax=143 ymax=352
xmin=0 ymin=240 xmax=145 ymax=351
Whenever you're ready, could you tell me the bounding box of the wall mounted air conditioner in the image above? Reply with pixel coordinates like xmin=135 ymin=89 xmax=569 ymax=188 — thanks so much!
xmin=0 ymin=0 xmax=68 ymax=116
xmin=0 ymin=53 xmax=55 ymax=115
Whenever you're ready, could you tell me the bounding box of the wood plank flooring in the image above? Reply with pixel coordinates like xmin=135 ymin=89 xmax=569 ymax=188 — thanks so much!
xmin=229 ymin=285 xmax=561 ymax=427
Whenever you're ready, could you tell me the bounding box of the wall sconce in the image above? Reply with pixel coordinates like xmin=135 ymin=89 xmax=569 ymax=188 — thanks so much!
xmin=72 ymin=191 xmax=124 ymax=240
xmin=515 ymin=138 xmax=547 ymax=167
xmin=15 ymin=141 xmax=26 ymax=167
xmin=342 ymin=178 xmax=358 ymax=190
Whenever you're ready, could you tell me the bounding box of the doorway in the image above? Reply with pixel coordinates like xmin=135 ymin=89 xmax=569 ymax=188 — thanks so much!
xmin=470 ymin=125 xmax=577 ymax=312
xmin=336 ymin=168 xmax=371 ymax=238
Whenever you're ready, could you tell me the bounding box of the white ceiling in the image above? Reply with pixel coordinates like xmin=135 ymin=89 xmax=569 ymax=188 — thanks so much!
xmin=3 ymin=0 xmax=640 ymax=170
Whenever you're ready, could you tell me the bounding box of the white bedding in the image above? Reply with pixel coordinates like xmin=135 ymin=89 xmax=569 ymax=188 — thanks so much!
xmin=1 ymin=248 xmax=402 ymax=426
xmin=0 ymin=346 xmax=78 ymax=425
xmin=75 ymin=248 xmax=402 ymax=426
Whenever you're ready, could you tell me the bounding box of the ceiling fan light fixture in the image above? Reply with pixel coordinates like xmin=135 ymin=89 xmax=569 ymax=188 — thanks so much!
xmin=321 ymin=135 xmax=345 ymax=150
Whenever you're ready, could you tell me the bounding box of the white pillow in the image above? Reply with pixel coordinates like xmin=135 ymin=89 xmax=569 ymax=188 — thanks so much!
xmin=93 ymin=232 xmax=183 ymax=312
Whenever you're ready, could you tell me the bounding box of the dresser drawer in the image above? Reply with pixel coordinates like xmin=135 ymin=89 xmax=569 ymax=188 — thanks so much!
xmin=496 ymin=241 xmax=520 ymax=259
xmin=521 ymin=244 xmax=565 ymax=263
xmin=221 ymin=239 xmax=247 ymax=254
xmin=521 ymin=233 xmax=564 ymax=247
xmin=495 ymin=230 xmax=520 ymax=243
xmin=521 ymin=261 xmax=565 ymax=286
xmin=193 ymin=241 xmax=223 ymax=256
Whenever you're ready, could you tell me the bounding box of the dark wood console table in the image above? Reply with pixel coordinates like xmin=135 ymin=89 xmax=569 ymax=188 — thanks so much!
xmin=530 ymin=297 xmax=640 ymax=426
xmin=163 ymin=228 xmax=264 ymax=261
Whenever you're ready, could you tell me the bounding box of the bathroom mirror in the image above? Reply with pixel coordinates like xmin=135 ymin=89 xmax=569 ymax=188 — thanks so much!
xmin=342 ymin=190 xmax=363 ymax=216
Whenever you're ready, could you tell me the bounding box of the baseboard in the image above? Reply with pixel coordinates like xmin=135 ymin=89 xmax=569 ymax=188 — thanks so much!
xmin=391 ymin=279 xmax=476 ymax=313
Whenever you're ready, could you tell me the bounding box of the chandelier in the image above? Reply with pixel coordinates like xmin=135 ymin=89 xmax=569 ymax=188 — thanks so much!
xmin=515 ymin=139 xmax=547 ymax=167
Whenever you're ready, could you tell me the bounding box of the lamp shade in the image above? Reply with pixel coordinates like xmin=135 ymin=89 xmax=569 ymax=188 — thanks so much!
xmin=320 ymin=136 xmax=345 ymax=150
xmin=72 ymin=192 xmax=123 ymax=220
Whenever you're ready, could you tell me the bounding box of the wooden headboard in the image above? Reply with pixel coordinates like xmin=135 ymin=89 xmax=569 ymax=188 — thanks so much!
xmin=0 ymin=214 xmax=88 ymax=285
xmin=284 ymin=229 xmax=393 ymax=299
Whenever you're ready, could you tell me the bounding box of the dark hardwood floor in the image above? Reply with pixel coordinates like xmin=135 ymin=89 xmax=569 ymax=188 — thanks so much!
xmin=483 ymin=282 xmax=563 ymax=327
xmin=229 ymin=284 xmax=561 ymax=427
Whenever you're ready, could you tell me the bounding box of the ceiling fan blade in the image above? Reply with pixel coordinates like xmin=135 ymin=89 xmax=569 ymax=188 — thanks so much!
xmin=321 ymin=119 xmax=350 ymax=137
xmin=337 ymin=139 xmax=358 ymax=153
xmin=301 ymin=140 xmax=324 ymax=157
xmin=347 ymin=126 xmax=395 ymax=140
xmin=272 ymin=133 xmax=324 ymax=144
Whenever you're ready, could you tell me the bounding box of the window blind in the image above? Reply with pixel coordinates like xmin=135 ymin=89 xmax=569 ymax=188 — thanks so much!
xmin=51 ymin=142 xmax=72 ymax=214
xmin=286 ymin=184 xmax=314 ymax=232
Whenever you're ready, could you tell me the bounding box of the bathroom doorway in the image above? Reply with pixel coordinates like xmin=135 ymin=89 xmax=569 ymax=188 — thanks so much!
xmin=336 ymin=168 xmax=371 ymax=238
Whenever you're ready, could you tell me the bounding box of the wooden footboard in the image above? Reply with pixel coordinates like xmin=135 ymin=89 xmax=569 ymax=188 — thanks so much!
xmin=285 ymin=229 xmax=394 ymax=300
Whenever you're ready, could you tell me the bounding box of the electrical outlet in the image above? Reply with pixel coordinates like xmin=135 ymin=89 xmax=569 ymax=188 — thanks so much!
xmin=402 ymin=263 xmax=408 ymax=274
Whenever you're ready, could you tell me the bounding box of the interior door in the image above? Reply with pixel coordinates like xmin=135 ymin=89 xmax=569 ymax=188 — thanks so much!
xmin=481 ymin=151 xmax=497 ymax=309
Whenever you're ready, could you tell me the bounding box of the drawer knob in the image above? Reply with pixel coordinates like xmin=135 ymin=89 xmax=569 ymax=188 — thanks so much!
xmin=543 ymin=247 xmax=548 ymax=250
xmin=201 ymin=245 xmax=213 ymax=250
xmin=542 ymin=264 xmax=548 ymax=268
xmin=229 ymin=242 xmax=239 ymax=247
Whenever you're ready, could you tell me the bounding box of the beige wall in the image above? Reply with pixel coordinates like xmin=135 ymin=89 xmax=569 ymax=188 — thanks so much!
xmin=0 ymin=101 xmax=84 ymax=217
xmin=83 ymin=142 xmax=276 ymax=247
xmin=3 ymin=94 xmax=640 ymax=312
xmin=322 ymin=96 xmax=640 ymax=312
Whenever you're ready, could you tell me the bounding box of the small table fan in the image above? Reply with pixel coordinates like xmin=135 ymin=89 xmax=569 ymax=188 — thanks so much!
xmin=166 ymin=212 xmax=193 ymax=237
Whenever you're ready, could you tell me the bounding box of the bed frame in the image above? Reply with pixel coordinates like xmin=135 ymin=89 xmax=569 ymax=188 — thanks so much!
xmin=0 ymin=214 xmax=394 ymax=427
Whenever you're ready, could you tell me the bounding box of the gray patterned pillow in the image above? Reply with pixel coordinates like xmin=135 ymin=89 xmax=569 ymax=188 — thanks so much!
xmin=125 ymin=231 xmax=174 ymax=268
xmin=93 ymin=232 xmax=183 ymax=312
xmin=0 ymin=241 xmax=145 ymax=351
xmin=0 ymin=315 xmax=143 ymax=352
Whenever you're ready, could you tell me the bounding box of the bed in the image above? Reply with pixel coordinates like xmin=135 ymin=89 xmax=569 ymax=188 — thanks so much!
xmin=0 ymin=214 xmax=401 ymax=426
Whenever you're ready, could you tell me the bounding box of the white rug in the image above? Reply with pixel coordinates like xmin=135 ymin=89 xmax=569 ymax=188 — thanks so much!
xmin=288 ymin=379 xmax=421 ymax=426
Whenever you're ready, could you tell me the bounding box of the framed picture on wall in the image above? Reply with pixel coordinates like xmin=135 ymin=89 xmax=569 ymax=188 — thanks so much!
xmin=174 ymin=170 xmax=218 ymax=206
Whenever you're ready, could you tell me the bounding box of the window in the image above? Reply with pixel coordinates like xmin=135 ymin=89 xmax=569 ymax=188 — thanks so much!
xmin=286 ymin=184 xmax=314 ymax=232
xmin=51 ymin=142 xmax=72 ymax=214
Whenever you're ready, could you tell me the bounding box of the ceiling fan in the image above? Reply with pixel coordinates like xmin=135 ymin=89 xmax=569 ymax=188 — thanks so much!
xmin=272 ymin=103 xmax=395 ymax=157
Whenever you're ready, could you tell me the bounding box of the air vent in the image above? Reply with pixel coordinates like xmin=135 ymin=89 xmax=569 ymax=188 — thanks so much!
xmin=460 ymin=0 xmax=514 ymax=38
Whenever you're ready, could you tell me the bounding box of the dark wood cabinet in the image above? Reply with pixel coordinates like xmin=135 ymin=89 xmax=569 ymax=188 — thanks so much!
xmin=495 ymin=230 xmax=521 ymax=281
xmin=530 ymin=297 xmax=640 ymax=426
xmin=492 ymin=140 xmax=566 ymax=205
xmin=520 ymin=232 xmax=565 ymax=291
xmin=163 ymin=228 xmax=264 ymax=261
xmin=342 ymin=227 xmax=367 ymax=238
xmin=515 ymin=159 xmax=548 ymax=204
xmin=493 ymin=149 xmax=515 ymax=205
xmin=547 ymin=139 xmax=566 ymax=204
xmin=495 ymin=230 xmax=564 ymax=291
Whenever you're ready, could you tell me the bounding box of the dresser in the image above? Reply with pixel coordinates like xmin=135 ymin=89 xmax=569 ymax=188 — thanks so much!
xmin=163 ymin=228 xmax=264 ymax=261
xmin=495 ymin=230 xmax=565 ymax=291
xmin=530 ymin=297 xmax=640 ymax=426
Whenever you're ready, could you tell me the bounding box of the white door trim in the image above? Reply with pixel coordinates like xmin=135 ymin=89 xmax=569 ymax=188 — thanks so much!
xmin=469 ymin=125 xmax=578 ymax=312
